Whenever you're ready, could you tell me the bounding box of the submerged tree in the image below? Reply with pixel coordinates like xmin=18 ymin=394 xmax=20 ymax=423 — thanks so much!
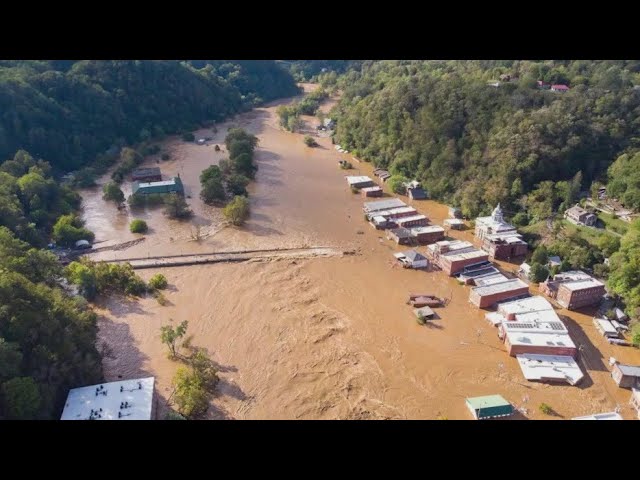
xmin=160 ymin=320 xmax=189 ymax=359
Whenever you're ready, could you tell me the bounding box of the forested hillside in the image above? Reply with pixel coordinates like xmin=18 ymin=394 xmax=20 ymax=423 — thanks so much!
xmin=331 ymin=60 xmax=640 ymax=218
xmin=280 ymin=60 xmax=360 ymax=81
xmin=0 ymin=60 xmax=299 ymax=172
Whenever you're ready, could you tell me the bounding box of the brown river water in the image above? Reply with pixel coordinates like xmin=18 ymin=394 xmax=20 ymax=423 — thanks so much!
xmin=82 ymin=84 xmax=640 ymax=420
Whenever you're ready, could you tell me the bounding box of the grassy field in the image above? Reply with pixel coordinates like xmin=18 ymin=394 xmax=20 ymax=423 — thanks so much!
xmin=597 ymin=212 xmax=628 ymax=235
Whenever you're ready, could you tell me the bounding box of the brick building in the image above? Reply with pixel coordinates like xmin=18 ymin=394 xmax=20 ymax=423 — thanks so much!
xmin=540 ymin=271 xmax=605 ymax=310
xmin=425 ymin=240 xmax=489 ymax=276
xmin=475 ymin=204 xmax=528 ymax=260
xmin=469 ymin=278 xmax=530 ymax=308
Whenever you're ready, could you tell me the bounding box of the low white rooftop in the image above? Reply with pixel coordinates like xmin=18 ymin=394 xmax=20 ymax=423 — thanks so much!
xmin=474 ymin=273 xmax=509 ymax=287
xmin=363 ymin=198 xmax=407 ymax=212
xmin=572 ymin=412 xmax=623 ymax=420
xmin=472 ymin=278 xmax=528 ymax=296
xmin=60 ymin=377 xmax=155 ymax=420
xmin=561 ymin=278 xmax=605 ymax=291
xmin=396 ymin=214 xmax=428 ymax=224
xmin=505 ymin=330 xmax=575 ymax=350
xmin=346 ymin=175 xmax=374 ymax=185
xmin=516 ymin=354 xmax=584 ymax=385
xmin=137 ymin=179 xmax=177 ymax=188
xmin=410 ymin=225 xmax=444 ymax=234
xmin=497 ymin=295 xmax=555 ymax=316
xmin=444 ymin=218 xmax=464 ymax=225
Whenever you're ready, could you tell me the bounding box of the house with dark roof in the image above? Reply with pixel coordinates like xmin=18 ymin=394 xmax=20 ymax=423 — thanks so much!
xmin=132 ymin=167 xmax=162 ymax=182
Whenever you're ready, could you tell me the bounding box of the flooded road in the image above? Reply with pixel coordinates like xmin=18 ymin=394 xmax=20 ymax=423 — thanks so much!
xmin=88 ymin=84 xmax=640 ymax=420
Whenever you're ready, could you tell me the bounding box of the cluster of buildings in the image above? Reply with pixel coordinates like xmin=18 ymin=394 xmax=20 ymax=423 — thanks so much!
xmin=486 ymin=295 xmax=584 ymax=385
xmin=539 ymin=270 xmax=606 ymax=310
xmin=474 ymin=204 xmax=528 ymax=260
xmin=131 ymin=167 xmax=184 ymax=197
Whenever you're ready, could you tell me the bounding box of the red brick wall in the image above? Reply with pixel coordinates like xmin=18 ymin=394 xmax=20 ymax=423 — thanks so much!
xmin=559 ymin=284 xmax=605 ymax=310
xmin=505 ymin=338 xmax=577 ymax=358
xmin=445 ymin=254 xmax=490 ymax=276
xmin=414 ymin=231 xmax=445 ymax=245
xmin=470 ymin=285 xmax=529 ymax=308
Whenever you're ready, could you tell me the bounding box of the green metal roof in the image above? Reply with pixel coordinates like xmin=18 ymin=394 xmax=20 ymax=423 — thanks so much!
xmin=132 ymin=176 xmax=184 ymax=195
xmin=466 ymin=395 xmax=511 ymax=409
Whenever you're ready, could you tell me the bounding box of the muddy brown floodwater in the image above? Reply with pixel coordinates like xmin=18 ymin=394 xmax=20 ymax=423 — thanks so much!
xmin=85 ymin=84 xmax=640 ymax=420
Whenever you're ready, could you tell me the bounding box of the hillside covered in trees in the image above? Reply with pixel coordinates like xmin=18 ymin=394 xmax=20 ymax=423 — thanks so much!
xmin=330 ymin=60 xmax=640 ymax=219
xmin=0 ymin=60 xmax=299 ymax=172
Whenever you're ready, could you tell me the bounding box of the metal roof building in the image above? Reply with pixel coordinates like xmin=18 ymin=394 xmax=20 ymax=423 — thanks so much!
xmin=572 ymin=412 xmax=623 ymax=420
xmin=363 ymin=198 xmax=407 ymax=213
xmin=465 ymin=395 xmax=514 ymax=420
xmin=132 ymin=176 xmax=184 ymax=196
xmin=61 ymin=377 xmax=155 ymax=420
xmin=516 ymin=354 xmax=584 ymax=385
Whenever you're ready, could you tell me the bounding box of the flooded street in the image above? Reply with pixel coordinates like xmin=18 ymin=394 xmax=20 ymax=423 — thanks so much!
xmin=86 ymin=85 xmax=640 ymax=419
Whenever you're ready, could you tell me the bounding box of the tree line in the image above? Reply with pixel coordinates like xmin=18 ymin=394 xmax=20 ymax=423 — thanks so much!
xmin=200 ymin=128 xmax=257 ymax=226
xmin=0 ymin=60 xmax=299 ymax=173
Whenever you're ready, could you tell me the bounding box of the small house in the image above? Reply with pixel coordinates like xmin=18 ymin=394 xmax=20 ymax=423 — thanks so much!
xmin=518 ymin=262 xmax=531 ymax=280
xmin=395 ymin=214 xmax=429 ymax=229
xmin=393 ymin=250 xmax=428 ymax=269
xmin=131 ymin=167 xmax=162 ymax=183
xmin=448 ymin=206 xmax=462 ymax=219
xmin=611 ymin=363 xmax=640 ymax=389
xmin=593 ymin=318 xmax=619 ymax=339
xmin=410 ymin=225 xmax=445 ymax=245
xmin=465 ymin=395 xmax=514 ymax=420
xmin=548 ymin=256 xmax=562 ymax=268
xmin=324 ymin=118 xmax=336 ymax=130
xmin=551 ymin=84 xmax=570 ymax=93
xmin=197 ymin=138 xmax=206 ymax=145
xmin=346 ymin=176 xmax=375 ymax=189
xmin=132 ymin=177 xmax=184 ymax=196
xmin=564 ymin=204 xmax=597 ymax=227
xmin=443 ymin=218 xmax=464 ymax=230
xmin=387 ymin=228 xmax=413 ymax=245
xmin=405 ymin=180 xmax=427 ymax=200
xmin=361 ymin=186 xmax=383 ymax=198
xmin=373 ymin=169 xmax=389 ymax=178
xmin=414 ymin=306 xmax=435 ymax=321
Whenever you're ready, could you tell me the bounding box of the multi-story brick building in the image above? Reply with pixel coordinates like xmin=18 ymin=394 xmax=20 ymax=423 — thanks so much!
xmin=475 ymin=204 xmax=528 ymax=260
xmin=540 ymin=270 xmax=606 ymax=310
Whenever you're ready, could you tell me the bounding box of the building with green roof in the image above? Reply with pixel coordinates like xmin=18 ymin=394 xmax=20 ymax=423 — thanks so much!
xmin=132 ymin=176 xmax=184 ymax=196
xmin=465 ymin=395 xmax=514 ymax=420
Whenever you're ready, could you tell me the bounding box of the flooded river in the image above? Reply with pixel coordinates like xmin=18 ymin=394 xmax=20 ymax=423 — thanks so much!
xmin=84 ymin=84 xmax=640 ymax=419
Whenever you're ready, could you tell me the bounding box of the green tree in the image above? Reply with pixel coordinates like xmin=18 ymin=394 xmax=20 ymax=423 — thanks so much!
xmin=531 ymin=245 xmax=549 ymax=265
xmin=182 ymin=132 xmax=195 ymax=142
xmin=1 ymin=377 xmax=42 ymax=420
xmin=148 ymin=273 xmax=168 ymax=290
xmin=52 ymin=214 xmax=95 ymax=247
xmin=0 ymin=339 xmax=23 ymax=382
xmin=160 ymin=320 xmax=189 ymax=359
xmin=164 ymin=195 xmax=192 ymax=219
xmin=304 ymin=136 xmax=318 ymax=147
xmin=65 ymin=261 xmax=98 ymax=299
xmin=597 ymin=234 xmax=620 ymax=257
xmin=129 ymin=219 xmax=148 ymax=233
xmin=529 ymin=262 xmax=550 ymax=283
xmin=226 ymin=174 xmax=249 ymax=197
xmin=387 ymin=175 xmax=409 ymax=195
xmin=631 ymin=324 xmax=640 ymax=347
xmin=171 ymin=366 xmax=209 ymax=419
xmin=223 ymin=195 xmax=250 ymax=226
xmin=103 ymin=182 xmax=125 ymax=204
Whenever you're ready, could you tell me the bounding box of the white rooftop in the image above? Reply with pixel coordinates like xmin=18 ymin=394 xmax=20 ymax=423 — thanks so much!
xmin=472 ymin=278 xmax=528 ymax=296
xmin=516 ymin=354 xmax=584 ymax=385
xmin=505 ymin=330 xmax=575 ymax=350
xmin=361 ymin=186 xmax=382 ymax=192
xmin=497 ymin=295 xmax=555 ymax=316
xmin=346 ymin=175 xmax=374 ymax=185
xmin=444 ymin=218 xmax=464 ymax=225
xmin=60 ymin=377 xmax=155 ymax=420
xmin=137 ymin=179 xmax=177 ymax=188
xmin=594 ymin=318 xmax=618 ymax=335
xmin=572 ymin=412 xmax=623 ymax=420
xmin=370 ymin=206 xmax=417 ymax=218
xmin=474 ymin=273 xmax=509 ymax=287
xmin=410 ymin=225 xmax=444 ymax=234
xmin=363 ymin=198 xmax=406 ymax=212
xmin=396 ymin=214 xmax=428 ymax=224
xmin=561 ymin=278 xmax=605 ymax=291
